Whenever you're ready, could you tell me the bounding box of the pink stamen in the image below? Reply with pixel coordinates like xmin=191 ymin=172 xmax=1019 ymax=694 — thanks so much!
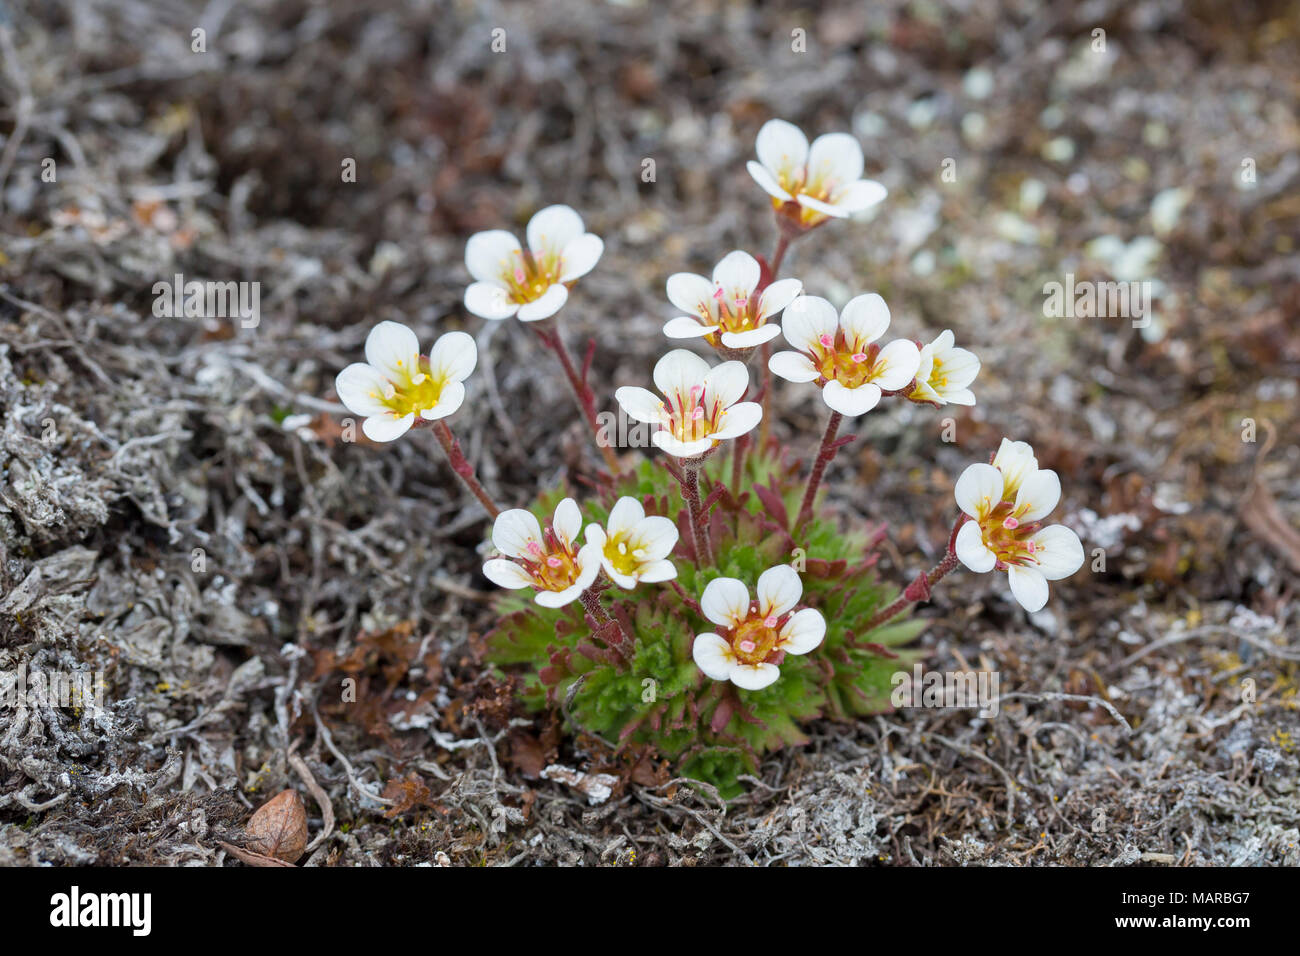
xmin=1026 ymin=541 xmax=1037 ymax=554
xmin=738 ymin=640 xmax=756 ymax=654
xmin=691 ymin=407 xmax=704 ymax=420
xmin=546 ymin=556 xmax=562 ymax=568
xmin=819 ymin=334 xmax=835 ymax=347
xmin=851 ymin=352 xmax=867 ymax=363
xmin=690 ymin=384 xmax=704 ymax=396
xmin=526 ymin=541 xmax=543 ymax=557
xmin=1003 ymin=516 xmax=1019 ymax=530
xmin=734 ymin=296 xmax=748 ymax=308
xmin=763 ymin=615 xmax=778 ymax=628
xmin=712 ymin=287 xmax=725 ymax=300
xmin=513 ymin=267 xmax=526 ymax=283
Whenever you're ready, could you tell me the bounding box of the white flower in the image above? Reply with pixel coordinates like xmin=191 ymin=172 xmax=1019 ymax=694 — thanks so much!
xmin=663 ymin=250 xmax=803 ymax=351
xmin=951 ymin=441 xmax=1084 ymax=613
xmin=768 ymin=294 xmax=921 ymax=417
xmin=584 ymin=497 xmax=678 ymax=589
xmin=746 ymin=119 xmax=887 ymax=228
xmin=335 ymin=321 xmax=477 ymax=442
xmin=482 ymin=498 xmax=601 ymax=608
xmin=691 ymin=566 xmax=825 ymax=691
xmin=908 ymin=330 xmax=981 ymax=406
xmin=463 ymin=205 xmax=603 ymax=322
xmin=614 ymin=349 xmax=762 ymax=459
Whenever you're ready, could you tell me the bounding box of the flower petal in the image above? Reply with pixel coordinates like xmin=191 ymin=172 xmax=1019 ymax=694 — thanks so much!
xmin=652 ymin=430 xmax=713 ymax=458
xmin=720 ymin=325 xmax=783 ymax=349
xmin=873 ymin=339 xmax=921 ymax=391
xmin=653 ymin=349 xmax=711 ymax=401
xmin=768 ymin=350 xmax=819 ymax=383
xmin=605 ymin=496 xmax=645 ymax=537
xmin=637 ymin=558 xmax=678 ymax=583
xmin=954 ymin=520 xmax=996 ymax=573
xmin=822 ymin=380 xmax=881 ymax=417
xmin=711 ymin=250 xmax=760 ymax=296
xmin=700 ymin=576 xmax=750 ymax=628
xmin=492 ymin=508 xmax=543 ymax=559
xmin=614 ymin=385 xmax=666 ymax=424
xmin=663 ymin=316 xmax=716 ymax=339
xmin=465 ymin=230 xmax=523 ymax=283
xmin=464 ymin=280 xmax=519 ymax=319
xmin=992 ymin=439 xmax=1037 ymax=496
xmin=778 ymin=608 xmax=826 ymax=655
xmin=755 ymin=119 xmax=809 ymax=182
xmin=806 ymin=132 xmax=865 ymax=191
xmin=526 ymin=204 xmax=585 ymax=260
xmin=482 ymin=559 xmax=534 ymax=590
xmin=746 ymin=160 xmax=793 ymax=201
xmin=552 ymin=497 xmax=582 ymax=550
xmin=828 ymin=178 xmax=887 ymax=213
xmin=781 ymin=295 xmax=838 ymax=352
xmin=954 ymin=462 xmax=1003 ymax=518
xmin=536 ymin=585 xmax=583 ymax=608
xmin=559 ymin=233 xmax=603 ymax=282
xmin=711 ymin=401 xmax=762 ymax=440
xmin=419 ymin=380 xmax=464 ymax=420
xmin=693 ymin=633 xmax=736 ymax=681
xmin=755 ymin=278 xmax=803 ymax=321
xmin=756 ymin=564 xmax=802 ymax=618
xmin=364 ymin=321 xmax=421 ymax=384
xmin=666 ymin=272 xmax=716 ymax=317
xmin=839 ymin=293 xmax=890 ymax=348
xmin=335 ymin=363 xmax=393 ymax=417
xmin=631 ymin=515 xmax=678 ymax=560
xmin=1013 ymin=468 xmax=1061 ymax=522
xmin=427 ymin=330 xmax=477 ymax=384
xmin=795 ymin=192 xmax=851 ymax=219
xmin=1006 ymin=564 xmax=1049 ymax=612
xmin=1029 ymin=525 xmax=1085 ymax=580
xmin=730 ymin=663 xmax=780 ymax=691
xmin=515 ymin=284 xmax=568 ymax=321
xmin=361 ymin=411 xmax=414 ymax=443
xmin=703 ymin=360 xmax=750 ymax=409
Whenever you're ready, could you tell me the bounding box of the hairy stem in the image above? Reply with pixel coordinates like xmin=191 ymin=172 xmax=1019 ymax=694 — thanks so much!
xmin=534 ymin=324 xmax=622 ymax=475
xmin=863 ymin=516 xmax=968 ymax=631
xmin=677 ymin=461 xmax=714 ymax=566
xmin=794 ymin=410 xmax=843 ymax=531
xmin=431 ymin=420 xmax=501 ymax=518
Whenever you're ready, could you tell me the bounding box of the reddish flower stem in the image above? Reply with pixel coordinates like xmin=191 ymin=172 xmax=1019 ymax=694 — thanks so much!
xmin=579 ymin=585 xmax=633 ymax=658
xmin=533 ymin=324 xmax=622 ymax=475
xmin=794 ymin=410 xmax=843 ymax=532
xmin=431 ymin=420 xmax=501 ymax=518
xmin=676 ymin=461 xmax=714 ymax=566
xmin=863 ymin=515 xmax=969 ymax=631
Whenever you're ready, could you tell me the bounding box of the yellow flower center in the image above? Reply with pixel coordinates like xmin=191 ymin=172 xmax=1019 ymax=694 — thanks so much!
xmin=520 ymin=533 xmax=582 ymax=592
xmin=603 ymin=534 xmax=642 ymax=577
xmin=502 ymin=249 xmax=563 ymax=304
xmin=730 ymin=616 xmax=780 ymax=666
xmin=663 ymin=384 xmax=726 ymax=445
xmin=810 ymin=333 xmax=884 ymax=389
xmin=699 ymin=285 xmax=762 ymax=340
xmin=370 ymin=357 xmax=447 ymax=417
xmin=977 ymin=502 xmax=1042 ymax=569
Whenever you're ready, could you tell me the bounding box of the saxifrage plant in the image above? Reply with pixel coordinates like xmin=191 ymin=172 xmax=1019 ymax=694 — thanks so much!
xmin=333 ymin=118 xmax=1085 ymax=798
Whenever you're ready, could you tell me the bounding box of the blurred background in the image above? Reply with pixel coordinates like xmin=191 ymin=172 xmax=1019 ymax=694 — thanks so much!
xmin=0 ymin=0 xmax=1297 ymax=865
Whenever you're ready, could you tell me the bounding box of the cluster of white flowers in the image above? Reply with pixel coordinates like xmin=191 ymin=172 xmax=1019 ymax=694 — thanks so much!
xmin=483 ymin=496 xmax=679 ymax=607
xmin=332 ymin=117 xmax=1086 ymax=698
xmin=952 ymin=439 xmax=1085 ymax=612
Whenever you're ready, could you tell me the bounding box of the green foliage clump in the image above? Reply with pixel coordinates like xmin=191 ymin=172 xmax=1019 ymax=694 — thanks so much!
xmin=484 ymin=444 xmax=924 ymax=799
